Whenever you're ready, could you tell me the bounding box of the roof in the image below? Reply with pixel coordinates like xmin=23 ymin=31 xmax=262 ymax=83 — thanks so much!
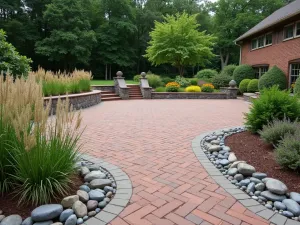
xmin=235 ymin=0 xmax=300 ymax=42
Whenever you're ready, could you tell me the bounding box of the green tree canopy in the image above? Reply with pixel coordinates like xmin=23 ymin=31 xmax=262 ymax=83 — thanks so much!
xmin=145 ymin=12 xmax=215 ymax=76
xmin=0 ymin=29 xmax=32 ymax=75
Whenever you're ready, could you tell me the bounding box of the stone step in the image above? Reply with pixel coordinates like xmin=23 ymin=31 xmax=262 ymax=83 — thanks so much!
xmin=130 ymin=94 xmax=143 ymax=97
xmin=130 ymin=97 xmax=143 ymax=99
xmin=102 ymin=97 xmax=122 ymax=101
xmin=102 ymin=94 xmax=118 ymax=98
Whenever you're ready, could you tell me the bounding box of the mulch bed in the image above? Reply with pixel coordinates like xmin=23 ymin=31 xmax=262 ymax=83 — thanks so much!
xmin=226 ymin=131 xmax=300 ymax=192
xmin=0 ymin=174 xmax=83 ymax=219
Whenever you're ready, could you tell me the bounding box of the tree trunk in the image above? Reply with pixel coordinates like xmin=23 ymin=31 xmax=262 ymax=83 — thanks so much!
xmin=220 ymin=52 xmax=229 ymax=70
xmin=109 ymin=64 xmax=112 ymax=80
xmin=105 ymin=64 xmax=108 ymax=80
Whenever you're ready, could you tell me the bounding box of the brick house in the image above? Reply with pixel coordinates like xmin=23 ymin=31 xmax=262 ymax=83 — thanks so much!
xmin=235 ymin=0 xmax=300 ymax=87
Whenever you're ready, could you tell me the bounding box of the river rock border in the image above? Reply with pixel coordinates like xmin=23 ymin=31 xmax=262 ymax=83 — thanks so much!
xmin=192 ymin=127 xmax=300 ymax=225
xmin=0 ymin=154 xmax=132 ymax=225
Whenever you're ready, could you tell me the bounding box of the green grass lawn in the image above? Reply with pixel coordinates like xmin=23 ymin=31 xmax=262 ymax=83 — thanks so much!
xmin=91 ymin=80 xmax=139 ymax=85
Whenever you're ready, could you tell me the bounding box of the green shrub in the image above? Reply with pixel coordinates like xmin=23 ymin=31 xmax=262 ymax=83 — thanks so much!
xmin=247 ymin=79 xmax=259 ymax=93
xmin=166 ymin=86 xmax=179 ymax=92
xmin=233 ymin=65 xmax=255 ymax=85
xmin=201 ymin=86 xmax=214 ymax=92
xmin=294 ymin=77 xmax=300 ymax=96
xmin=220 ymin=65 xmax=237 ymax=77
xmin=133 ymin=75 xmax=141 ymax=82
xmin=275 ymin=132 xmax=300 ymax=171
xmin=161 ymin=77 xmax=174 ymax=85
xmin=258 ymin=66 xmax=287 ymax=90
xmin=146 ymin=74 xmax=162 ymax=88
xmin=239 ymin=79 xmax=251 ymax=94
xmin=190 ymin=79 xmax=198 ymax=85
xmin=175 ymin=76 xmax=190 ymax=87
xmin=195 ymin=69 xmax=218 ymax=80
xmin=68 ymin=82 xmax=81 ymax=94
xmin=211 ymin=75 xmax=231 ymax=89
xmin=155 ymin=87 xmax=166 ymax=92
xmin=259 ymin=118 xmax=299 ymax=146
xmin=245 ymin=86 xmax=300 ymax=133
xmin=79 ymin=79 xmax=91 ymax=92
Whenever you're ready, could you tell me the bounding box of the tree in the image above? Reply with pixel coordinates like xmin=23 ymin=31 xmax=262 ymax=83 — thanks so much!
xmin=35 ymin=0 xmax=96 ymax=71
xmin=145 ymin=13 xmax=215 ymax=76
xmin=0 ymin=29 xmax=32 ymax=75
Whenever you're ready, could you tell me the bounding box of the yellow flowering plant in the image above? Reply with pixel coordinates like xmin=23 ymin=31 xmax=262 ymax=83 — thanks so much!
xmin=185 ymin=85 xmax=201 ymax=92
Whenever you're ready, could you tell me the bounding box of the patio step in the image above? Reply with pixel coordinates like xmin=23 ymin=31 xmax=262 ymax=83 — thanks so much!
xmin=128 ymin=85 xmax=143 ymax=100
xmin=101 ymin=91 xmax=122 ymax=101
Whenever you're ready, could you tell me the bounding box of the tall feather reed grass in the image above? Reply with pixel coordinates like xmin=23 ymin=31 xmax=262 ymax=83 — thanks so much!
xmin=0 ymin=73 xmax=83 ymax=205
xmin=32 ymin=68 xmax=92 ymax=97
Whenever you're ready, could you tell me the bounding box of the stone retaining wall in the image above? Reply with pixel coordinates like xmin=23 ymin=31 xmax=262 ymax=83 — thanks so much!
xmin=151 ymin=92 xmax=228 ymax=99
xmin=92 ymin=85 xmax=115 ymax=92
xmin=44 ymin=90 xmax=101 ymax=114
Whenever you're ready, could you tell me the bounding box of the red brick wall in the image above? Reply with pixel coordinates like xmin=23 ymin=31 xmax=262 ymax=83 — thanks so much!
xmin=241 ymin=37 xmax=300 ymax=78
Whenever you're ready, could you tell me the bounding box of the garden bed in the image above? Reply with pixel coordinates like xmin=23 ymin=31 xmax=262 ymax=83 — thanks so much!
xmin=225 ymin=131 xmax=300 ymax=192
xmin=151 ymin=92 xmax=228 ymax=99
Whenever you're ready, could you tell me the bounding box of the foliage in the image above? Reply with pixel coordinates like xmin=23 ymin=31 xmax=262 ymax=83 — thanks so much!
xmin=220 ymin=65 xmax=237 ymax=77
xmin=201 ymin=83 xmax=215 ymax=93
xmin=259 ymin=118 xmax=299 ymax=146
xmin=0 ymin=30 xmax=32 ymax=76
xmin=155 ymin=87 xmax=166 ymax=92
xmin=185 ymin=85 xmax=201 ymax=92
xmin=211 ymin=75 xmax=231 ymax=89
xmin=247 ymin=79 xmax=259 ymax=93
xmin=0 ymin=74 xmax=82 ymax=205
xmin=166 ymin=86 xmax=179 ymax=92
xmin=175 ymin=76 xmax=190 ymax=88
xmin=233 ymin=65 xmax=255 ymax=85
xmin=32 ymin=68 xmax=92 ymax=97
xmin=146 ymin=74 xmax=162 ymax=88
xmin=161 ymin=77 xmax=174 ymax=85
xmin=166 ymin=82 xmax=180 ymax=88
xmin=190 ymin=79 xmax=198 ymax=86
xmin=244 ymin=86 xmax=300 ymax=133
xmin=258 ymin=66 xmax=287 ymax=91
xmin=133 ymin=75 xmax=142 ymax=82
xmin=275 ymin=132 xmax=300 ymax=171
xmin=239 ymin=79 xmax=251 ymax=94
xmin=144 ymin=12 xmax=215 ymax=76
xmin=295 ymin=77 xmax=300 ymax=96
xmin=195 ymin=69 xmax=218 ymax=80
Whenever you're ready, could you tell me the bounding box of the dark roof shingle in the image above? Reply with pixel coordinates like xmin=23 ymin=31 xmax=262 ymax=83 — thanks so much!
xmin=235 ymin=0 xmax=300 ymax=42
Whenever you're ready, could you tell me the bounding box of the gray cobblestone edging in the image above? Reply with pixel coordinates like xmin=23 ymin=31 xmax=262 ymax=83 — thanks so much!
xmin=191 ymin=128 xmax=300 ymax=225
xmin=81 ymin=154 xmax=132 ymax=225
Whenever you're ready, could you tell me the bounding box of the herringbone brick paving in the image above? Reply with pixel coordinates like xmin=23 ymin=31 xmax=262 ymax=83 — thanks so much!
xmin=80 ymin=100 xmax=271 ymax=225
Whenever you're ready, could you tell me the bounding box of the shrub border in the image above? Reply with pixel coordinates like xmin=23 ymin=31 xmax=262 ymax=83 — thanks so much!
xmin=191 ymin=127 xmax=300 ymax=225
xmin=82 ymin=154 xmax=132 ymax=225
xmin=151 ymin=92 xmax=228 ymax=99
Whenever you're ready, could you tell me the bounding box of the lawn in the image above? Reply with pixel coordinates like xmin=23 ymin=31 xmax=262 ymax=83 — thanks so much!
xmin=91 ymin=80 xmax=139 ymax=85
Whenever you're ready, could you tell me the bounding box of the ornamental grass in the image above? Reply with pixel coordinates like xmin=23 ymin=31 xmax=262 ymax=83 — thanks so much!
xmin=0 ymin=73 xmax=83 ymax=205
xmin=32 ymin=68 xmax=92 ymax=97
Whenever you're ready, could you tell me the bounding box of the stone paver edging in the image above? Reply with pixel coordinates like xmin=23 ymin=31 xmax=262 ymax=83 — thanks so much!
xmin=192 ymin=128 xmax=300 ymax=225
xmin=82 ymin=154 xmax=132 ymax=225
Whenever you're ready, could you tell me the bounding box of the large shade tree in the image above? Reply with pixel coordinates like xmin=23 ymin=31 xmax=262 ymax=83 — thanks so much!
xmin=145 ymin=12 xmax=215 ymax=76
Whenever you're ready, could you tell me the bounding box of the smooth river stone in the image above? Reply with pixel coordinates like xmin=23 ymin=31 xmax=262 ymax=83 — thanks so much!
xmin=274 ymin=201 xmax=287 ymax=210
xmin=290 ymin=192 xmax=300 ymax=204
xmin=61 ymin=195 xmax=79 ymax=208
xmin=260 ymin=191 xmax=287 ymax=202
xmin=252 ymin=172 xmax=267 ymax=180
xmin=31 ymin=204 xmax=63 ymax=222
xmin=208 ymin=145 xmax=222 ymax=152
xmin=90 ymin=179 xmax=112 ymax=189
xmin=72 ymin=201 xmax=87 ymax=218
xmin=88 ymin=190 xmax=105 ymax=201
xmin=1 ymin=215 xmax=22 ymax=225
xmin=84 ymin=171 xmax=106 ymax=182
xmin=228 ymin=153 xmax=237 ymax=163
xmin=229 ymin=161 xmax=246 ymax=169
xmin=59 ymin=209 xmax=74 ymax=223
xmin=266 ymin=179 xmax=288 ymax=195
xmin=237 ymin=163 xmax=256 ymax=176
xmin=77 ymin=190 xmax=89 ymax=203
xmin=282 ymin=199 xmax=300 ymax=216
xmin=227 ymin=168 xmax=238 ymax=176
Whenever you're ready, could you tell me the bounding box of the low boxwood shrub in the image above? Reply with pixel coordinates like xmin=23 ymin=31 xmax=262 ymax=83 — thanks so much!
xmin=245 ymin=86 xmax=300 ymax=133
xmin=258 ymin=66 xmax=287 ymax=90
xmin=185 ymin=86 xmax=201 ymax=92
xmin=220 ymin=65 xmax=237 ymax=77
xmin=147 ymin=74 xmax=162 ymax=88
xmin=275 ymin=132 xmax=300 ymax=171
xmin=211 ymin=75 xmax=231 ymax=89
xmin=233 ymin=65 xmax=255 ymax=85
xmin=195 ymin=69 xmax=218 ymax=80
xmin=161 ymin=77 xmax=173 ymax=85
xmin=133 ymin=75 xmax=141 ymax=82
xmin=239 ymin=79 xmax=251 ymax=94
xmin=190 ymin=79 xmax=198 ymax=86
xmin=294 ymin=77 xmax=300 ymax=96
xmin=201 ymin=83 xmax=214 ymax=93
xmin=175 ymin=76 xmax=190 ymax=87
xmin=247 ymin=79 xmax=259 ymax=93
xmin=166 ymin=86 xmax=179 ymax=92
xmin=259 ymin=118 xmax=299 ymax=146
xmin=155 ymin=87 xmax=166 ymax=92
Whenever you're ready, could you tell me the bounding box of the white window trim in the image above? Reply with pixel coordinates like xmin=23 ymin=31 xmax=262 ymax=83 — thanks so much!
xmin=265 ymin=32 xmax=273 ymax=47
xmin=283 ymin=23 xmax=295 ymax=41
xmin=257 ymin=35 xmax=265 ymax=49
xmin=289 ymin=63 xmax=300 ymax=88
xmin=251 ymin=33 xmax=273 ymax=51
xmin=295 ymin=21 xmax=300 ymax=38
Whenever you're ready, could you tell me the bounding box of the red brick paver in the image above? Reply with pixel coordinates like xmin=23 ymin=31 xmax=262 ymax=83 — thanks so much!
xmin=80 ymin=100 xmax=270 ymax=225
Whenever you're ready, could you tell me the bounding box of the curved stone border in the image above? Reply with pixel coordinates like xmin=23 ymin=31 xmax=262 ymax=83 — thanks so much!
xmin=44 ymin=90 xmax=101 ymax=114
xmin=191 ymin=128 xmax=300 ymax=225
xmin=81 ymin=154 xmax=132 ymax=225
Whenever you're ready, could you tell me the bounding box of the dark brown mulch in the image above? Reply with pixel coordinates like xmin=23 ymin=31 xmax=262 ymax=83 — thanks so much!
xmin=0 ymin=174 xmax=83 ymax=219
xmin=226 ymin=131 xmax=300 ymax=192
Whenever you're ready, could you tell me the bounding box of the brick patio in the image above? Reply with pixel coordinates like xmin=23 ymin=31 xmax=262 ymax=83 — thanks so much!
xmin=80 ymin=99 xmax=272 ymax=225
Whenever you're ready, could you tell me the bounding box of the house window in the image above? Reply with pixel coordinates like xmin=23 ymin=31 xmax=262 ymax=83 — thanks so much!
xmin=251 ymin=39 xmax=258 ymax=50
xmin=284 ymin=24 xmax=294 ymax=40
xmin=290 ymin=63 xmax=300 ymax=86
xmin=296 ymin=22 xmax=300 ymax=37
xmin=265 ymin=33 xmax=272 ymax=45
xmin=254 ymin=66 xmax=269 ymax=79
xmin=258 ymin=36 xmax=264 ymax=48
